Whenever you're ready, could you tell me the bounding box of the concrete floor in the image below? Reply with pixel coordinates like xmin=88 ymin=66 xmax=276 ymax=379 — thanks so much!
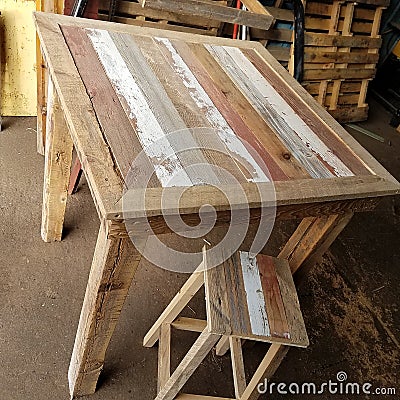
xmin=0 ymin=99 xmax=399 ymax=400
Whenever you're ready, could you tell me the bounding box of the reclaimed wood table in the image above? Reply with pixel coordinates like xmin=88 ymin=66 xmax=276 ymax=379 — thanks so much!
xmin=34 ymin=12 xmax=400 ymax=399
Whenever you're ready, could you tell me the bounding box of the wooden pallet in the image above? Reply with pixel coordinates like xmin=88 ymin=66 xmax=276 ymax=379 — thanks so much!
xmin=293 ymin=0 xmax=388 ymax=123
xmin=98 ymin=0 xmax=274 ymax=36
xmin=242 ymin=0 xmax=387 ymax=123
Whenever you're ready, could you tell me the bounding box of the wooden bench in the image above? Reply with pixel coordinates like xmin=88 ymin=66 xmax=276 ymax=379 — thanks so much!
xmin=144 ymin=247 xmax=308 ymax=400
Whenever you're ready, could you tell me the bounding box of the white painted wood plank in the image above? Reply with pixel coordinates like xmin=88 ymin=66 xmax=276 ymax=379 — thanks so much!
xmin=155 ymin=37 xmax=270 ymax=184
xmin=205 ymin=45 xmax=353 ymax=178
xmin=110 ymin=31 xmax=221 ymax=186
xmin=239 ymin=251 xmax=270 ymax=337
xmin=86 ymin=28 xmax=192 ymax=188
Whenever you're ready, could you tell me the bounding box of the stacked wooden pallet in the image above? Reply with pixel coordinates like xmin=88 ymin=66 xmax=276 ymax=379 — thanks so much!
xmin=247 ymin=0 xmax=388 ymax=123
xmin=295 ymin=0 xmax=388 ymax=123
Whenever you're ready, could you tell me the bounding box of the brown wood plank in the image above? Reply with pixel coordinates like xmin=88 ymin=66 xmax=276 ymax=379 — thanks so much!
xmin=305 ymin=16 xmax=373 ymax=34
xmin=303 ymin=81 xmax=363 ymax=95
xmin=204 ymin=247 xmax=233 ymax=336
xmin=303 ymin=67 xmax=375 ymax=80
xmin=257 ymin=255 xmax=290 ymax=339
xmin=325 ymin=93 xmax=361 ymax=106
xmin=304 ymin=32 xmax=382 ymax=48
xmin=158 ymin=323 xmax=171 ymax=392
xmin=304 ymin=50 xmax=379 ymax=64
xmin=229 ymin=336 xmax=246 ymax=397
xmin=242 ymin=49 xmax=374 ymax=176
xmin=306 ymin=2 xmax=378 ymax=21
xmin=210 ymin=46 xmax=339 ymax=178
xmin=328 ymin=105 xmax=369 ymax=123
xmin=61 ymin=26 xmax=160 ymax=187
xmin=273 ymin=257 xmax=308 ymax=346
xmin=111 ymin=175 xmax=398 ymax=220
xmin=141 ymin=0 xmax=274 ymax=30
xmin=223 ymin=251 xmax=252 ymax=336
xmin=249 ymin=27 xmax=293 ymax=42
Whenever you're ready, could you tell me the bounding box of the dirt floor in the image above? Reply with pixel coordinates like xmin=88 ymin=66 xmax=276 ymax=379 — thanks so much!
xmin=0 ymin=98 xmax=399 ymax=400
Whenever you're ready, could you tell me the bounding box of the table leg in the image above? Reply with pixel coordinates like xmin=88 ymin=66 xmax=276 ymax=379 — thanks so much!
xmin=279 ymin=212 xmax=354 ymax=277
xmin=240 ymin=212 xmax=354 ymax=400
xmin=41 ymin=78 xmax=74 ymax=242
xmin=36 ymin=42 xmax=47 ymax=155
xmin=68 ymin=221 xmax=146 ymax=398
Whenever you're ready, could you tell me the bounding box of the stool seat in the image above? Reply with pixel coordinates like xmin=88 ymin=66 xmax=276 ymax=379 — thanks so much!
xmin=144 ymin=247 xmax=309 ymax=400
xmin=205 ymin=250 xmax=309 ymax=347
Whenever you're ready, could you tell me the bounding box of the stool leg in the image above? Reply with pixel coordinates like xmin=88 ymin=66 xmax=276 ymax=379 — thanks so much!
xmin=68 ymin=221 xmax=146 ymax=398
xmin=240 ymin=344 xmax=289 ymax=400
xmin=158 ymin=323 xmax=172 ymax=393
xmin=41 ymin=78 xmax=74 ymax=242
xmin=156 ymin=329 xmax=220 ymax=400
xmin=144 ymin=264 xmax=205 ymax=348
xmin=215 ymin=335 xmax=230 ymax=356
xmin=236 ymin=213 xmax=354 ymax=399
xmin=229 ymin=337 xmax=246 ymax=398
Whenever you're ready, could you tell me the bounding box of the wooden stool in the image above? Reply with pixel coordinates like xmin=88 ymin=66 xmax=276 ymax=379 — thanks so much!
xmin=144 ymin=247 xmax=309 ymax=400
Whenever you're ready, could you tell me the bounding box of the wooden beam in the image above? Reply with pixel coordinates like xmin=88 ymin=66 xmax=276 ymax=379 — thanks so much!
xmin=143 ymin=264 xmax=204 ymax=348
xmin=240 ymin=344 xmax=289 ymax=400
xmin=171 ymin=317 xmax=207 ymax=333
xmin=41 ymin=78 xmax=73 ymax=242
xmin=215 ymin=335 xmax=230 ymax=356
xmin=155 ymin=330 xmax=220 ymax=400
xmin=68 ymin=222 xmax=146 ymax=397
xmin=158 ymin=323 xmax=172 ymax=393
xmin=110 ymin=175 xmax=400 ymax=220
xmin=141 ymin=0 xmax=274 ymax=30
xmin=279 ymin=212 xmax=354 ymax=275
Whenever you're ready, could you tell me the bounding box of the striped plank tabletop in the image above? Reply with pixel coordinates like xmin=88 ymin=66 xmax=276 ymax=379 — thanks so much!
xmin=35 ymin=13 xmax=400 ymax=224
xmin=61 ymin=24 xmax=372 ymax=190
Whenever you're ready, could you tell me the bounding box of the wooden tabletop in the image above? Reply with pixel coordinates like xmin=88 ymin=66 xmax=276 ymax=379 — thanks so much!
xmin=34 ymin=12 xmax=400 ymax=224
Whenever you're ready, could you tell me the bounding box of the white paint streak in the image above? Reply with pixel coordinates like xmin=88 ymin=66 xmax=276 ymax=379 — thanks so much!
xmin=86 ymin=28 xmax=192 ymax=187
xmin=240 ymin=251 xmax=270 ymax=337
xmin=155 ymin=37 xmax=270 ymax=183
xmin=221 ymin=46 xmax=354 ymax=177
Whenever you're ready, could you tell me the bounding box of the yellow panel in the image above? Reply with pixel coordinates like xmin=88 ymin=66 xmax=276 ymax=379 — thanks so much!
xmin=1 ymin=0 xmax=37 ymax=116
xmin=393 ymin=40 xmax=400 ymax=59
